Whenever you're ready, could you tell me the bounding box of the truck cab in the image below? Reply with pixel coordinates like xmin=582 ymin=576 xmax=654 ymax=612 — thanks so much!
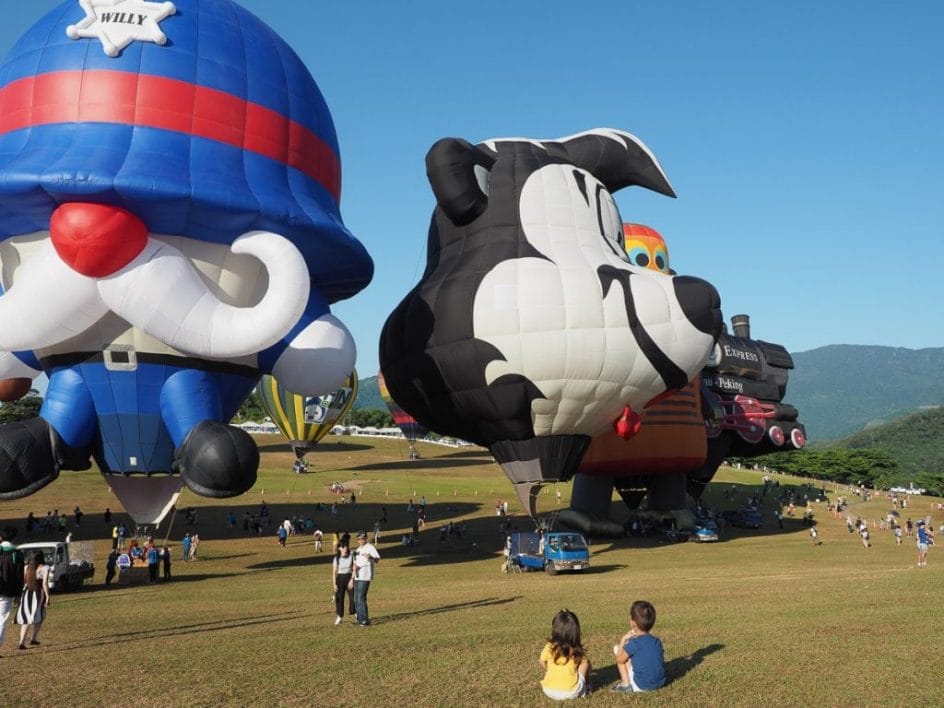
xmin=507 ymin=531 xmax=590 ymax=575
xmin=17 ymin=541 xmax=95 ymax=591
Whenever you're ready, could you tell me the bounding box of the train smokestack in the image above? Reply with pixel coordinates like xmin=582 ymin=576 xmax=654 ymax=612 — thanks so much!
xmin=731 ymin=314 xmax=751 ymax=338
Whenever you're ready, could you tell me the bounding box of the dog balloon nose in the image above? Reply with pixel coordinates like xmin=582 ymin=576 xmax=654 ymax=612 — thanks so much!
xmin=50 ymin=203 xmax=148 ymax=277
xmin=673 ymin=275 xmax=722 ymax=337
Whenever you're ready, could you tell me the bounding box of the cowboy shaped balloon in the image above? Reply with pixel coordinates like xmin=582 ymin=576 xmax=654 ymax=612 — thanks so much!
xmin=0 ymin=0 xmax=372 ymax=520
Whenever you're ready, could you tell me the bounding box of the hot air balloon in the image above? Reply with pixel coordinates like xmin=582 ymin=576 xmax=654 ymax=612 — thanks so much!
xmin=377 ymin=371 xmax=428 ymax=459
xmin=622 ymin=223 xmax=672 ymax=274
xmin=0 ymin=0 xmax=372 ymax=525
xmin=257 ymin=372 xmax=358 ymax=472
xmin=380 ymin=130 xmax=721 ymax=515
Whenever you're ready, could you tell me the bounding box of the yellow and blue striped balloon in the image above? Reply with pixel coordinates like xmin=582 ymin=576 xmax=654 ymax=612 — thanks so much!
xmin=257 ymin=371 xmax=358 ymax=459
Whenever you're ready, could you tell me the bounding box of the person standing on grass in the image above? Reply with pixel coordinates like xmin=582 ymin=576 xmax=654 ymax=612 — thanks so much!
xmin=351 ymin=531 xmax=380 ymax=626
xmin=611 ymin=600 xmax=665 ymax=694
xmin=161 ymin=545 xmax=172 ymax=581
xmin=181 ymin=533 xmax=192 ymax=561
xmin=146 ymin=544 xmax=160 ymax=583
xmin=916 ymin=521 xmax=931 ymax=567
xmin=538 ymin=609 xmax=591 ymax=700
xmin=105 ymin=548 xmax=118 ymax=585
xmin=810 ymin=524 xmax=821 ymax=546
xmin=331 ymin=540 xmax=355 ymax=625
xmin=15 ymin=550 xmax=50 ymax=650
xmin=860 ymin=523 xmax=870 ymax=549
xmin=277 ymin=524 xmax=287 ymax=547
xmin=0 ymin=527 xmax=25 ymax=656
xmin=189 ymin=533 xmax=200 ymax=561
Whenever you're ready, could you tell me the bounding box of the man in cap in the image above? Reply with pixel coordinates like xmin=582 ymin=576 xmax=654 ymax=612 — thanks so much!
xmin=0 ymin=526 xmax=24 ymax=655
xmin=350 ymin=531 xmax=381 ymax=626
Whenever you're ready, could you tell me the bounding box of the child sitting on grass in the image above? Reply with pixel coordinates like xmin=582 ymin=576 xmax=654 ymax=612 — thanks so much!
xmin=611 ymin=600 xmax=665 ymax=693
xmin=539 ymin=609 xmax=592 ymax=700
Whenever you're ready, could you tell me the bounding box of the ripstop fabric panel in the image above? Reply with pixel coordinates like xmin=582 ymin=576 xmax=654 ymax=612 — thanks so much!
xmin=257 ymin=371 xmax=358 ymax=454
xmin=0 ymin=0 xmax=372 ymax=301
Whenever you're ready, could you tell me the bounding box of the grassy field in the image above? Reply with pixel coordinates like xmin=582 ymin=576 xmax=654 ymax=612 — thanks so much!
xmin=0 ymin=434 xmax=940 ymax=707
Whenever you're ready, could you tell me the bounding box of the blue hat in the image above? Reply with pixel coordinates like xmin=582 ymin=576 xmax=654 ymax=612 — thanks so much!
xmin=0 ymin=0 xmax=372 ymax=301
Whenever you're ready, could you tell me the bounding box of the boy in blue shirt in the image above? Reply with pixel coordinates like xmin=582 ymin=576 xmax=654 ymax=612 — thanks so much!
xmin=611 ymin=600 xmax=666 ymax=693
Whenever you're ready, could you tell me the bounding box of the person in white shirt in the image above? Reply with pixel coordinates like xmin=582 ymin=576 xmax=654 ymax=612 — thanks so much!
xmin=351 ymin=531 xmax=380 ymax=626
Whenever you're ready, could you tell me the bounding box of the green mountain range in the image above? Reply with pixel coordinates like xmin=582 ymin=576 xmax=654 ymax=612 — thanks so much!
xmin=825 ymin=405 xmax=944 ymax=477
xmin=355 ymin=375 xmax=384 ymax=411
xmin=788 ymin=345 xmax=944 ymax=441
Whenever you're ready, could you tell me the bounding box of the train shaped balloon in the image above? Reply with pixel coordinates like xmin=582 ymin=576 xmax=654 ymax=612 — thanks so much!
xmin=380 ymin=130 xmax=722 ymax=514
xmin=693 ymin=313 xmax=807 ymax=488
xmin=0 ymin=0 xmax=372 ymax=522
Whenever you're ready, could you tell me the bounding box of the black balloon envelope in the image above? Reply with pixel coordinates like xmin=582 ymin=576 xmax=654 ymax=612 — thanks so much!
xmin=380 ymin=129 xmax=722 ymax=514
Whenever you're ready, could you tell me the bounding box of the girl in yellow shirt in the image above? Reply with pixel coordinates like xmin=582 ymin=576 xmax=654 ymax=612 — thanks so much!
xmin=539 ymin=609 xmax=591 ymax=700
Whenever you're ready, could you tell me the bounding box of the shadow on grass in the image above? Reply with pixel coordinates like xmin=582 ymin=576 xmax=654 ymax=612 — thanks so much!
xmin=577 ymin=563 xmax=626 ymax=574
xmin=51 ymin=572 xmax=244 ymax=598
xmin=375 ymin=596 xmax=523 ymax=624
xmin=665 ymin=643 xmax=724 ymax=682
xmin=590 ymin=642 xmax=724 ymax=691
xmin=34 ymin=610 xmax=305 ymax=654
xmin=202 ymin=552 xmax=255 ymax=561
xmin=347 ymin=457 xmax=492 ymax=472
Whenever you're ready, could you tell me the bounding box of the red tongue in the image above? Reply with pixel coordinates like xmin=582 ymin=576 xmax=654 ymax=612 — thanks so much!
xmin=613 ymin=404 xmax=642 ymax=440
xmin=50 ymin=202 xmax=148 ymax=277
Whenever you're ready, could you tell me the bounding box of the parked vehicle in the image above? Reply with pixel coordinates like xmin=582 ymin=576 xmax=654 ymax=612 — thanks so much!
xmin=17 ymin=541 xmax=95 ymax=591
xmin=691 ymin=518 xmax=719 ymax=542
xmin=506 ymin=531 xmax=590 ymax=575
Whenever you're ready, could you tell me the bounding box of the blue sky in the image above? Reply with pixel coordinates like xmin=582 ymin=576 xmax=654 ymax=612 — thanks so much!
xmin=2 ymin=1 xmax=943 ymax=383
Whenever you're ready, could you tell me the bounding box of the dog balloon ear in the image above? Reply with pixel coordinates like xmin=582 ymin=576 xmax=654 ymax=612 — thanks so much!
xmin=557 ymin=129 xmax=676 ymax=198
xmin=426 ymin=138 xmax=497 ymax=226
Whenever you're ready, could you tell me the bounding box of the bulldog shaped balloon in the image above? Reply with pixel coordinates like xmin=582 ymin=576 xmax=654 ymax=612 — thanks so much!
xmin=380 ymin=130 xmax=721 ymax=514
xmin=0 ymin=0 xmax=372 ymax=520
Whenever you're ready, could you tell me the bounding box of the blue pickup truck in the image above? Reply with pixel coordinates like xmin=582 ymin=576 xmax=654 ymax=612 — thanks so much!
xmin=506 ymin=531 xmax=590 ymax=575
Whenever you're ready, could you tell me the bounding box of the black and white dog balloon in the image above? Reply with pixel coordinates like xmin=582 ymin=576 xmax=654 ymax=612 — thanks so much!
xmin=380 ymin=129 xmax=721 ymax=514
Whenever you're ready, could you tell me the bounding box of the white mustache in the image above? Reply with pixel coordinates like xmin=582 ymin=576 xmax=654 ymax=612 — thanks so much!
xmin=0 ymin=231 xmax=309 ymax=359
xmin=0 ymin=242 xmax=107 ymax=350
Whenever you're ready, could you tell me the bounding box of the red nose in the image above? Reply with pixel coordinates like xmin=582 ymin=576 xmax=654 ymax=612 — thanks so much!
xmin=50 ymin=203 xmax=148 ymax=277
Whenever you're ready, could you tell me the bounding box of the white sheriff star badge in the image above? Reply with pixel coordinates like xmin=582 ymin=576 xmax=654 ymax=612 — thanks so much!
xmin=66 ymin=0 xmax=176 ymax=57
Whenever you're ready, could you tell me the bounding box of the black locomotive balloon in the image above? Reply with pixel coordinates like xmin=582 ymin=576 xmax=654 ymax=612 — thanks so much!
xmin=380 ymin=129 xmax=721 ymax=514
xmin=690 ymin=314 xmax=807 ymax=496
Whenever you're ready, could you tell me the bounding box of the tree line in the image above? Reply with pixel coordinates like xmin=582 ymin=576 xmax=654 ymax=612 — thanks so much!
xmin=735 ymin=447 xmax=944 ymax=496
